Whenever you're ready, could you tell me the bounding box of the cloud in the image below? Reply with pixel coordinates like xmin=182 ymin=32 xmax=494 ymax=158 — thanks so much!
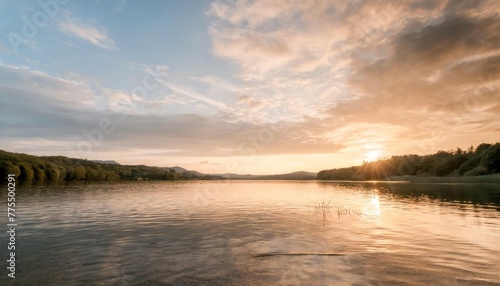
xmin=0 ymin=63 xmax=96 ymax=107
xmin=143 ymin=95 xmax=190 ymax=112
xmin=391 ymin=16 xmax=499 ymax=68
xmin=58 ymin=11 xmax=116 ymax=49
xmin=49 ymin=37 xmax=150 ymax=70
xmin=347 ymin=15 xmax=500 ymax=114
xmin=154 ymin=78 xmax=229 ymax=111
xmin=0 ymin=64 xmax=344 ymax=161
xmin=104 ymin=89 xmax=143 ymax=112
xmin=206 ymin=0 xmax=500 ymax=157
xmin=237 ymin=94 xmax=264 ymax=110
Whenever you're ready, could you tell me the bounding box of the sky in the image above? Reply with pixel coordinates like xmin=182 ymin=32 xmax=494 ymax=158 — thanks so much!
xmin=0 ymin=0 xmax=499 ymax=175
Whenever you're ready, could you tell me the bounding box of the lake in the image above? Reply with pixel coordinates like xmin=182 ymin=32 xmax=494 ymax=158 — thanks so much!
xmin=2 ymin=180 xmax=500 ymax=285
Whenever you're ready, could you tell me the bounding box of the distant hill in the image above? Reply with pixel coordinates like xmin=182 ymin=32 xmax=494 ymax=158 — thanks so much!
xmin=257 ymin=171 xmax=317 ymax=180
xmin=216 ymin=171 xmax=317 ymax=180
xmin=161 ymin=166 xmax=189 ymax=173
xmin=215 ymin=173 xmax=260 ymax=179
xmin=161 ymin=166 xmax=203 ymax=176
xmin=92 ymin=160 xmax=121 ymax=165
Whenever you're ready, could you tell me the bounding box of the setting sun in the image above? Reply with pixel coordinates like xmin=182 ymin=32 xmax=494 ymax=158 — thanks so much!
xmin=364 ymin=150 xmax=383 ymax=162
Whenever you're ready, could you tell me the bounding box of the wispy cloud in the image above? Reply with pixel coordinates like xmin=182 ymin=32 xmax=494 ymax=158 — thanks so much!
xmin=58 ymin=11 xmax=116 ymax=49
xmin=0 ymin=64 xmax=343 ymax=163
xmin=154 ymin=78 xmax=229 ymax=111
xmin=49 ymin=37 xmax=152 ymax=69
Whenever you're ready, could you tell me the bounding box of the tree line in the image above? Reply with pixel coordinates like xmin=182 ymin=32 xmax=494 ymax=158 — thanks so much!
xmin=0 ymin=150 xmax=222 ymax=182
xmin=317 ymin=143 xmax=500 ymax=180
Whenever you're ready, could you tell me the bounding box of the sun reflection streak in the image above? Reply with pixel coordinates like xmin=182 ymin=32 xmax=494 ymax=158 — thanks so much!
xmin=365 ymin=190 xmax=381 ymax=218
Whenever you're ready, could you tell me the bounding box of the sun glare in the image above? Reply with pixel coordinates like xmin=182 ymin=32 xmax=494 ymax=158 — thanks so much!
xmin=364 ymin=150 xmax=382 ymax=162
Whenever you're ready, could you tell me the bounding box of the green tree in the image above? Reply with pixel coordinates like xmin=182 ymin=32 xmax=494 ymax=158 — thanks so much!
xmin=397 ymin=158 xmax=417 ymax=175
xmin=85 ymin=166 xmax=98 ymax=181
xmin=165 ymin=169 xmax=178 ymax=180
xmin=481 ymin=144 xmax=500 ymax=174
xmin=431 ymin=154 xmax=467 ymax=176
xmin=58 ymin=166 xmax=67 ymax=180
xmin=44 ymin=163 xmax=60 ymax=180
xmin=4 ymin=164 xmax=21 ymax=178
xmin=72 ymin=166 xmax=86 ymax=180
xmin=476 ymin=143 xmax=492 ymax=155
xmin=34 ymin=168 xmax=46 ymax=181
xmin=19 ymin=164 xmax=35 ymax=181
xmin=458 ymin=157 xmax=481 ymax=175
xmin=464 ymin=166 xmax=488 ymax=176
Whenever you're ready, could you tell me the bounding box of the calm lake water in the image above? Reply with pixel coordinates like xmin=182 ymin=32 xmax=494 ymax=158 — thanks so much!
xmin=2 ymin=180 xmax=500 ymax=285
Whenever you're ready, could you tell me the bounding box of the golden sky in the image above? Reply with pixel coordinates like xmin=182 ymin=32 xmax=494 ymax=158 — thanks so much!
xmin=0 ymin=0 xmax=499 ymax=174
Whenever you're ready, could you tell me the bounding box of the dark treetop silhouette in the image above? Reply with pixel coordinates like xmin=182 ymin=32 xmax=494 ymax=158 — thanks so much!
xmin=317 ymin=143 xmax=500 ymax=181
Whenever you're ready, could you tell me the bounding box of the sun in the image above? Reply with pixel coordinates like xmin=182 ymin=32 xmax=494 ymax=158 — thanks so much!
xmin=364 ymin=150 xmax=383 ymax=162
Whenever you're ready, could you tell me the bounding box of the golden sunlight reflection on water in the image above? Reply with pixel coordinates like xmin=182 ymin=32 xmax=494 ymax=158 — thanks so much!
xmin=367 ymin=190 xmax=381 ymax=218
xmin=4 ymin=180 xmax=500 ymax=285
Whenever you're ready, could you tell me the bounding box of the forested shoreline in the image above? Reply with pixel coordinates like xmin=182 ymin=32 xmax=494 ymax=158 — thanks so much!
xmin=2 ymin=142 xmax=499 ymax=183
xmin=318 ymin=143 xmax=500 ymax=181
xmin=0 ymin=150 xmax=222 ymax=182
